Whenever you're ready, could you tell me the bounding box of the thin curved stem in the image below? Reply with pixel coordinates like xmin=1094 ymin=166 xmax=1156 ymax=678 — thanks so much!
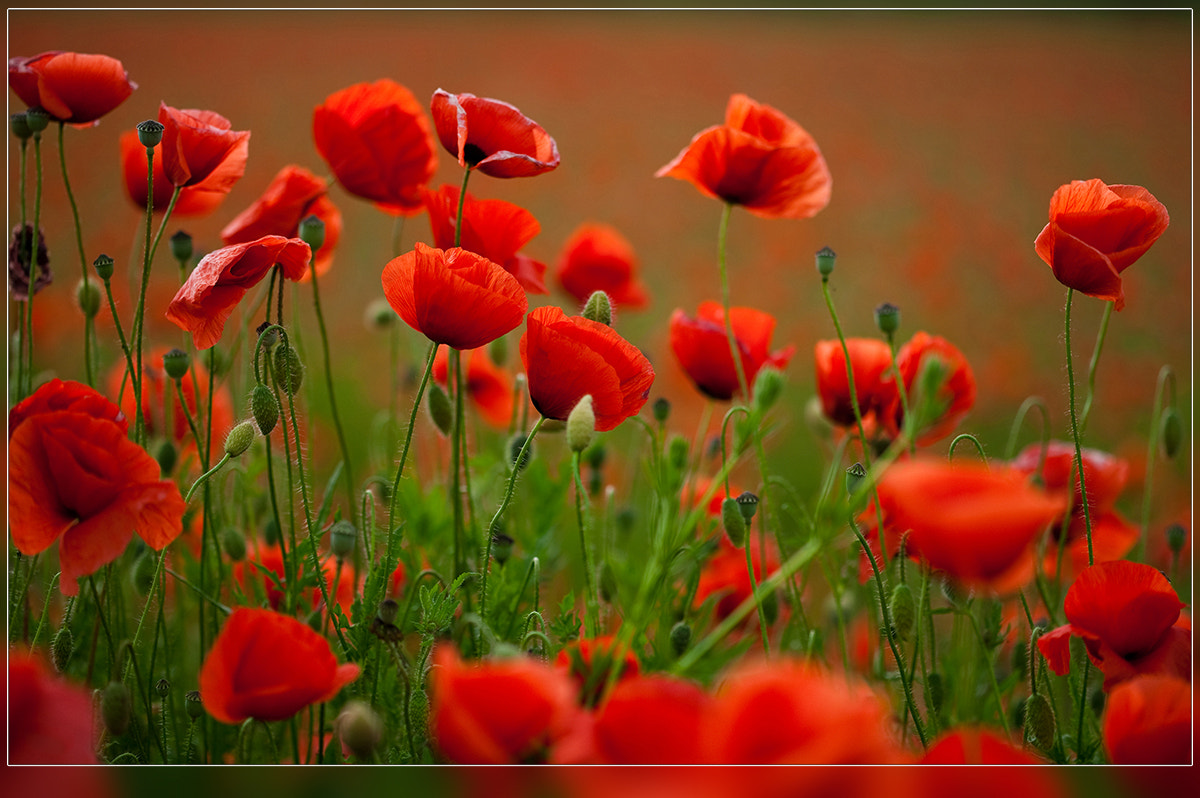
xmin=56 ymin=123 xmax=94 ymax=387
xmin=1063 ymin=289 xmax=1095 ymax=566
xmin=23 ymin=134 xmax=44 ymax=398
xmin=948 ymin=434 xmax=987 ymax=464
xmin=715 ymin=202 xmax=751 ymax=401
xmin=385 ymin=342 xmax=438 ymax=577
xmin=1135 ymin=366 xmax=1175 ymax=563
xmin=1078 ymin=300 xmax=1114 ymax=433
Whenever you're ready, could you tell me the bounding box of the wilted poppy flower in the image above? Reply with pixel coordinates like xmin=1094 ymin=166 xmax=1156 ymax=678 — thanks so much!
xmin=8 ymin=223 xmax=51 ymax=299
xmin=1034 ymin=179 xmax=1169 ymax=310
xmin=813 ymin=338 xmax=897 ymax=433
xmin=556 ymin=223 xmax=649 ymax=310
xmin=875 ymin=459 xmax=1066 ymax=592
xmin=431 ymin=89 xmax=560 ymax=179
xmin=119 ymin=130 xmax=229 ymax=218
xmin=891 ymin=331 xmax=976 ymax=445
xmin=166 ymin=235 xmax=311 ymax=350
xmin=429 ymin=645 xmax=578 ymax=764
xmin=9 ymin=51 xmax=135 ymax=125
xmin=382 ymin=242 xmax=527 ymax=351
xmin=221 ymin=164 xmax=342 ymax=278
xmin=313 ymin=79 xmax=438 ymax=215
xmin=199 ymin=608 xmax=359 ymax=724
xmin=9 ymin=651 xmax=98 ymax=763
xmin=1102 ymin=674 xmax=1191 ymax=764
xmin=920 ymin=727 xmax=1045 ymax=764
xmin=425 ymin=184 xmax=548 ymax=294
xmin=433 ymin=346 xmax=516 ymax=429
xmin=8 ymin=379 xmax=186 ymax=595
xmin=520 ymin=305 xmax=654 ymax=431
xmin=670 ymin=301 xmax=794 ymax=402
xmin=1037 ymin=560 xmax=1190 ymax=690
xmin=158 ymin=103 xmax=250 ymax=192
xmin=656 ymin=93 xmax=831 ymax=220
xmin=694 ymin=534 xmax=780 ymax=622
xmin=555 ymin=635 xmax=641 ymax=707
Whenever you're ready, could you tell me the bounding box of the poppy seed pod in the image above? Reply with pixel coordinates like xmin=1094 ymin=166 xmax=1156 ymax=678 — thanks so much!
xmin=874 ymin=302 xmax=901 ymax=337
xmin=845 ymin=462 xmax=867 ymax=497
xmin=330 ymin=520 xmax=357 ymax=561
xmin=735 ymin=491 xmax=759 ymax=524
xmin=185 ymin=690 xmax=204 ymax=721
xmin=93 ymin=253 xmax=115 ymax=281
xmin=136 ymin=119 xmax=164 ymax=148
xmin=815 ymin=246 xmax=836 ymax=278
xmin=721 ymin=497 xmax=746 ymax=547
xmin=567 ymin=394 xmax=596 ymax=454
xmin=24 ymin=107 xmax=49 ymax=133
xmin=1165 ymin=523 xmax=1186 ymax=555
xmin=582 ymin=290 xmax=613 ymax=327
xmin=250 ymin=383 xmax=278 ymax=435
xmin=162 ymin=348 xmax=190 ymax=381
xmin=170 ymin=230 xmax=193 ymax=264
xmin=298 ymin=214 xmax=326 ymax=252
xmin=156 ymin=679 xmax=171 ymax=700
xmin=224 ymin=420 xmax=257 ymax=458
xmin=11 ymin=112 xmax=32 ymax=140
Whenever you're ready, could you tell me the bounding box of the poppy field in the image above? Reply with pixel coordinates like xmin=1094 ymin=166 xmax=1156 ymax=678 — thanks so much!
xmin=6 ymin=7 xmax=1193 ymax=793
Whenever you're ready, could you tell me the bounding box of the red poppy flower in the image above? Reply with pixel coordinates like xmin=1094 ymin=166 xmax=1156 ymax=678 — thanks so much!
xmin=119 ymin=130 xmax=229 ymax=217
xmin=813 ymin=337 xmax=898 ymax=433
xmin=313 ymin=79 xmax=438 ymax=215
xmin=382 ymin=242 xmax=527 ymax=351
xmin=9 ymin=651 xmax=98 ymax=763
xmin=556 ymin=223 xmax=649 ymax=310
xmin=694 ymin=534 xmax=780 ymax=622
xmin=1034 ymin=179 xmax=1169 ymax=310
xmin=221 ymin=164 xmax=342 ymax=279
xmin=9 ymin=50 xmax=135 ymax=125
xmin=875 ymin=459 xmax=1066 ymax=593
xmin=166 ymin=235 xmax=311 ymax=350
xmin=1036 ymin=560 xmax=1190 ymax=690
xmin=199 ymin=608 xmax=359 ymax=724
xmin=656 ymin=93 xmax=831 ymax=220
xmin=670 ymin=301 xmax=795 ymax=402
xmin=8 ymin=380 xmax=186 ymax=595
xmin=430 ymin=89 xmax=560 ymax=179
xmin=158 ymin=103 xmax=250 ymax=191
xmin=1102 ymin=675 xmax=1192 ymax=764
xmin=429 ymin=645 xmax=578 ymax=764
xmin=433 ymin=346 xmax=516 ymax=429
xmin=555 ymin=635 xmax=641 ymax=707
xmin=520 ymin=305 xmax=655 ymax=431
xmin=890 ymin=331 xmax=976 ymax=445
xmin=425 ymin=184 xmax=548 ymax=294
xmin=920 ymin=727 xmax=1045 ymax=764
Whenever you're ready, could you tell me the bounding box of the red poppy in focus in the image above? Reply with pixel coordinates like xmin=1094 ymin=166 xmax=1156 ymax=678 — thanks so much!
xmin=8 ymin=380 xmax=186 ymax=595
xmin=1033 ymin=179 xmax=1169 ymax=310
xmin=656 ymin=94 xmax=831 ymax=220
xmin=813 ymin=337 xmax=897 ymax=433
xmin=875 ymin=459 xmax=1066 ymax=593
xmin=1036 ymin=560 xmax=1190 ymax=690
xmin=433 ymin=346 xmax=516 ymax=429
xmin=158 ymin=103 xmax=250 ymax=192
xmin=313 ymin=79 xmax=438 ymax=215
xmin=9 ymin=51 xmax=135 ymax=125
xmin=556 ymin=223 xmax=649 ymax=310
xmin=670 ymin=302 xmax=794 ymax=402
xmin=119 ymin=130 xmax=229 ymax=218
xmin=383 ymin=242 xmax=527 ymax=351
xmin=429 ymin=645 xmax=578 ymax=764
xmin=9 ymin=651 xmax=98 ymax=763
xmin=694 ymin=534 xmax=780 ymax=622
xmin=520 ymin=305 xmax=654 ymax=431
xmin=221 ymin=164 xmax=342 ymax=279
xmin=891 ymin=331 xmax=975 ymax=445
xmin=430 ymin=89 xmax=560 ymax=179
xmin=425 ymin=184 xmax=548 ymax=294
xmin=1102 ymin=674 xmax=1191 ymax=764
xmin=920 ymin=727 xmax=1045 ymax=764
xmin=555 ymin=635 xmax=641 ymax=707
xmin=166 ymin=235 xmax=311 ymax=350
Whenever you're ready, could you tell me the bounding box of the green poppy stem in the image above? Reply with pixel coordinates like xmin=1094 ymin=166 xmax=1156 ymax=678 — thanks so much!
xmin=1062 ymin=288 xmax=1095 ymax=566
xmin=56 ymin=122 xmax=95 ymax=387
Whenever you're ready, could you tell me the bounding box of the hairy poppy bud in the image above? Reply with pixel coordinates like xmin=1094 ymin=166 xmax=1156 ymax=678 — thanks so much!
xmin=492 ymin=532 xmax=514 ymax=566
xmin=337 ymin=700 xmax=383 ymax=761
xmin=136 ymin=119 xmax=164 ymax=148
xmin=250 ymin=383 xmax=278 ymax=435
xmin=156 ymin=679 xmax=170 ymax=700
xmin=924 ymin=672 xmax=944 ymax=717
xmin=25 ymin=107 xmax=49 ymax=133
xmin=1160 ymin=407 xmax=1182 ymax=459
xmin=330 ymin=520 xmax=357 ymax=561
xmin=888 ymin=583 xmax=915 ymax=641
xmin=162 ymin=348 xmax=190 ymax=381
xmin=132 ymin=551 xmax=156 ymax=595
xmin=299 ymin=214 xmax=326 ymax=252
xmin=751 ymin=366 xmax=784 ymax=414
xmin=92 ymin=253 xmax=115 ymax=282
xmin=364 ymin=297 xmax=396 ymax=330
xmin=220 ymin=527 xmax=246 ymax=562
xmin=761 ymin=589 xmax=779 ymax=625
xmin=377 ymin=598 xmax=400 ymax=627
xmin=845 ymin=462 xmax=867 ymax=497
xmin=599 ymin=560 xmax=617 ymax=603
xmin=224 ymin=421 xmax=257 ymax=458
xmin=185 ymin=690 xmax=204 ymax=721
xmin=735 ymin=491 xmax=759 ymax=524
xmin=815 ymin=245 xmax=837 ymax=278
xmin=582 ymin=290 xmax=613 ymax=327
xmin=75 ymin=278 xmax=101 ymax=318
xmin=407 ymin=688 xmax=429 ymax=744
xmin=1165 ymin=523 xmax=1187 ymax=555
xmin=567 ymin=395 xmax=596 ymax=453
xmin=667 ymin=434 xmax=689 ymax=473
xmin=652 ymin=397 xmax=671 ymax=423
xmin=489 ymin=334 xmax=508 ymax=365
xmin=102 ymin=680 xmax=132 ymax=736
xmin=11 ymin=112 xmax=32 ymax=140
xmin=427 ymin=382 xmax=453 ymax=435
xmin=170 ymin=230 xmax=193 ymax=264
xmin=721 ymin=497 xmax=746 ymax=547
xmin=874 ymin=302 xmax=901 ymax=337
xmin=272 ymin=344 xmax=304 ymax=395
xmin=51 ymin=625 xmax=73 ymax=672
xmin=670 ymin=621 xmax=691 ymax=657
xmin=154 ymin=439 xmax=177 ymax=477
xmin=1024 ymin=692 xmax=1056 ymax=750
xmin=508 ymin=432 xmax=533 ymax=472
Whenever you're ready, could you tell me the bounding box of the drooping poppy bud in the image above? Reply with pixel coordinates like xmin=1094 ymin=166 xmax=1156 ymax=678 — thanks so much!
xmin=223 ymin=420 xmax=257 ymax=458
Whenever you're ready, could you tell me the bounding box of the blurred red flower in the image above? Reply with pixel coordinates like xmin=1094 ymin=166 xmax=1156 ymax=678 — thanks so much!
xmin=556 ymin=223 xmax=649 ymax=310
xmin=813 ymin=337 xmax=897 ymax=432
xmin=313 ymin=79 xmax=438 ymax=215
xmin=670 ymin=301 xmax=794 ymax=402
xmin=656 ymin=93 xmax=831 ymax=220
xmin=9 ymin=50 xmax=135 ymax=125
xmin=231 ymin=540 xmax=287 ymax=609
xmin=875 ymin=459 xmax=1066 ymax=593
xmin=431 ymin=89 xmax=560 ymax=178
xmin=166 ymin=235 xmax=311 ymax=350
xmin=8 ymin=379 xmax=185 ymax=595
xmin=221 ymin=164 xmax=342 ymax=279
xmin=198 ymin=608 xmax=359 ymax=724
xmin=920 ymin=727 xmax=1045 ymax=764
xmin=433 ymin=346 xmax=516 ymax=429
xmin=1037 ymin=560 xmax=1190 ymax=690
xmin=892 ymin=331 xmax=975 ymax=445
xmin=430 ymin=645 xmax=578 ymax=763
xmin=382 ymin=242 xmax=528 ymax=351
xmin=9 ymin=651 xmax=98 ymax=763
xmin=158 ymin=103 xmax=250 ymax=193
xmin=555 ymin=635 xmax=641 ymax=707
xmin=694 ymin=533 xmax=780 ymax=623
xmin=119 ymin=130 xmax=229 ymax=217
xmin=1033 ymin=179 xmax=1169 ymax=310
xmin=1102 ymin=674 xmax=1192 ymax=764
xmin=425 ymin=184 xmax=548 ymax=294
xmin=520 ymin=305 xmax=654 ymax=431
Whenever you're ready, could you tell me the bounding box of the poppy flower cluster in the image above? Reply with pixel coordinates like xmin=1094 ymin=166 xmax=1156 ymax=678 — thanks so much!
xmin=9 ymin=50 xmax=135 ymax=125
xmin=8 ymin=379 xmax=186 ymax=595
xmin=556 ymin=223 xmax=649 ymax=310
xmin=670 ymin=302 xmax=794 ymax=402
xmin=431 ymin=89 xmax=560 ymax=178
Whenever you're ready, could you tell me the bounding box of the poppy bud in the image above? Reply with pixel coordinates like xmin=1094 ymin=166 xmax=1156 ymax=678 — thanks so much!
xmin=162 ymin=348 xmax=190 ymax=381
xmin=250 ymin=383 xmax=278 ymax=435
xmin=24 ymin=107 xmax=49 ymax=133
xmin=1165 ymin=523 xmax=1186 ymax=555
xmin=582 ymin=290 xmax=613 ymax=327
xmin=874 ymin=302 xmax=901 ymax=337
xmin=330 ymin=520 xmax=357 ymax=561
xmin=224 ymin=421 xmax=257 ymax=458
xmin=11 ymin=112 xmax=32 ymax=140
xmin=136 ymin=119 xmax=164 ymax=148
xmin=156 ymin=679 xmax=171 ymax=700
xmin=272 ymin=344 xmax=304 ymax=395
xmin=670 ymin=621 xmax=691 ymax=657
xmin=721 ymin=497 xmax=746 ymax=547
xmin=132 ymin=551 xmax=156 ymax=595
xmin=1089 ymin=685 xmax=1106 ymax=715
xmin=427 ymin=382 xmax=453 ymax=435
xmin=567 ymin=395 xmax=596 ymax=454
xmin=93 ymin=253 xmax=115 ymax=281
xmin=653 ymin=397 xmax=671 ymax=423
xmin=377 ymin=598 xmax=400 ymax=627
xmin=667 ymin=434 xmax=689 ymax=473
xmin=1024 ymin=692 xmax=1056 ymax=750
xmin=101 ymin=680 xmax=132 ymax=736
xmin=51 ymin=625 xmax=73 ymax=672
xmin=337 ymin=700 xmax=384 ymax=761
xmin=170 ymin=230 xmax=193 ymax=264
xmin=888 ymin=582 xmax=915 ymax=641
xmin=1160 ymin=407 xmax=1182 ymax=459
xmin=220 ymin=527 xmax=246 ymax=562
xmin=508 ymin=432 xmax=534 ymax=472
xmin=924 ymin=672 xmax=944 ymax=717
xmin=75 ymin=278 xmax=101 ymax=319
xmin=407 ymin=688 xmax=429 ymax=744
xmin=599 ymin=560 xmax=617 ymax=603
xmin=735 ymin=491 xmax=759 ymax=524
xmin=489 ymin=333 xmax=508 ymax=365
xmin=845 ymin=462 xmax=867 ymax=497
xmin=299 ymin=214 xmax=326 ymax=252
xmin=815 ymin=245 xmax=837 ymax=278
xmin=751 ymin=366 xmax=785 ymax=413
xmin=154 ymin=439 xmax=177 ymax=477
xmin=185 ymin=690 xmax=204 ymax=721
xmin=364 ymin=297 xmax=396 ymax=330
xmin=492 ymin=532 xmax=514 ymax=565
